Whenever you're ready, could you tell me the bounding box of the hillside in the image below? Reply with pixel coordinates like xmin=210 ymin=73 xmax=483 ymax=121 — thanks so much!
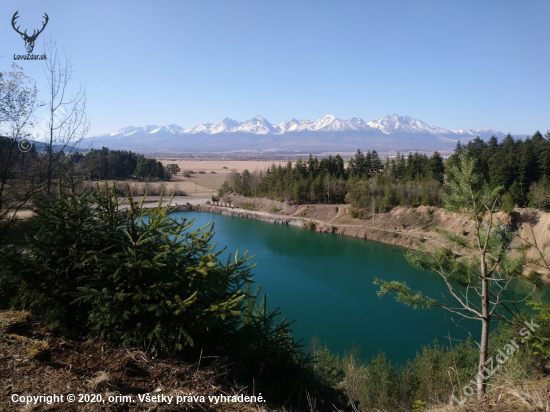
xmin=203 ymin=196 xmax=550 ymax=281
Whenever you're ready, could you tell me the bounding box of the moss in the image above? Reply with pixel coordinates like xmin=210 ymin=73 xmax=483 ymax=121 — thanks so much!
xmin=0 ymin=310 xmax=32 ymax=334
xmin=28 ymin=341 xmax=50 ymax=361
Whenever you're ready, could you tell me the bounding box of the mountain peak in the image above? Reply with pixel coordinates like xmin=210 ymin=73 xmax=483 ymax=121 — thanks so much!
xmin=96 ymin=114 xmax=511 ymax=148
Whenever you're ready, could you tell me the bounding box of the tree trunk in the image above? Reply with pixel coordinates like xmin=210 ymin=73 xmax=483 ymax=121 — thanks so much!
xmin=477 ymin=255 xmax=489 ymax=400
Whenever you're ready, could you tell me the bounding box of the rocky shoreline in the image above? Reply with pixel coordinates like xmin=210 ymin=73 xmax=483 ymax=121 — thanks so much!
xmin=185 ymin=195 xmax=550 ymax=282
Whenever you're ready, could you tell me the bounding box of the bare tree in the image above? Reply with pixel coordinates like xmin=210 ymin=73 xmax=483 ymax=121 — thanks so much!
xmin=0 ymin=64 xmax=42 ymax=244
xmin=42 ymin=38 xmax=89 ymax=194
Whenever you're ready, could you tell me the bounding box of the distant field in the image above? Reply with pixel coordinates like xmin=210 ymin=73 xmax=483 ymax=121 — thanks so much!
xmin=158 ymin=159 xmax=288 ymax=194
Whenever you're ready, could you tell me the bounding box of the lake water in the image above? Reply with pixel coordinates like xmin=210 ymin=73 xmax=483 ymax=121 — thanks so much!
xmin=171 ymin=211 xmax=548 ymax=364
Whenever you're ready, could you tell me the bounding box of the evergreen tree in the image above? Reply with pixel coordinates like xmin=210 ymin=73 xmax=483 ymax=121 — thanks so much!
xmin=374 ymin=155 xmax=538 ymax=400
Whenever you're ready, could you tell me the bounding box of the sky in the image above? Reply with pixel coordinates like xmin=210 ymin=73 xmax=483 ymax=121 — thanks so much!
xmin=1 ymin=0 xmax=549 ymax=137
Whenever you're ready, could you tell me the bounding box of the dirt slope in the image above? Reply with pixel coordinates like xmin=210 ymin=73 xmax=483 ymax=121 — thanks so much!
xmin=205 ymin=195 xmax=550 ymax=281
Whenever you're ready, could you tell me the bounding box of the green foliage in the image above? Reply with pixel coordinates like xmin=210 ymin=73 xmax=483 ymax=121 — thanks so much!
xmin=2 ymin=180 xmax=255 ymax=355
xmin=501 ymin=192 xmax=514 ymax=213
xmin=526 ymin=302 xmax=550 ymax=360
xmin=220 ymin=152 xmax=443 ymax=209
xmin=305 ymin=221 xmax=316 ymax=230
xmin=413 ymin=400 xmax=427 ymax=412
xmin=241 ymin=201 xmax=255 ymax=210
xmin=165 ymin=163 xmax=181 ymax=176
xmin=313 ymin=343 xmax=343 ymax=386
xmin=0 ymin=179 xmax=335 ymax=405
xmin=78 ymin=188 xmax=255 ymax=354
xmin=448 ymin=133 xmax=550 ymax=208
xmin=4 ymin=178 xmax=105 ymax=331
xmin=529 ymin=176 xmax=550 ymax=211
xmin=218 ymin=132 xmax=550 ymax=212
xmin=71 ymin=147 xmax=166 ymax=180
xmin=374 ymin=278 xmax=438 ymax=309
xmin=233 ymin=286 xmax=317 ymax=401
xmin=375 ymin=154 xmax=539 ymax=400
xmin=309 ymin=338 xmax=481 ymax=412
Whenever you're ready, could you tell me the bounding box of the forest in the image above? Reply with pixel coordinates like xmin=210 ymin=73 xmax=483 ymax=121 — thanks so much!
xmin=220 ymin=132 xmax=550 ymax=213
xmin=69 ymin=147 xmax=167 ymax=180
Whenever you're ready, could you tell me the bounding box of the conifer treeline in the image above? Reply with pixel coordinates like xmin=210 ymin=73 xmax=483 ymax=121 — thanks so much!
xmin=69 ymin=147 xmax=167 ymax=180
xmin=220 ymin=132 xmax=550 ymax=211
xmin=449 ymin=132 xmax=550 ymax=209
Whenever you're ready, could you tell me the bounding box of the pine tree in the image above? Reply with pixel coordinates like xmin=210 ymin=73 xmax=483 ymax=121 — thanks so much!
xmin=374 ymin=155 xmax=538 ymax=400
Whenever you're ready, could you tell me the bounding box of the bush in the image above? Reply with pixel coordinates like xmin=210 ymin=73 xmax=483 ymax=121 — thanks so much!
xmin=305 ymin=221 xmax=316 ymax=230
xmin=198 ymin=170 xmax=206 ymax=174
xmin=241 ymin=202 xmax=255 ymax=210
xmin=350 ymin=208 xmax=364 ymax=219
xmin=0 ymin=180 xmax=340 ymax=405
xmin=3 ymin=180 xmax=256 ymax=354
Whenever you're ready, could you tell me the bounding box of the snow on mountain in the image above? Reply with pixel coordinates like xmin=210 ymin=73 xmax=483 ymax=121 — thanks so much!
xmin=103 ymin=115 xmax=505 ymax=139
xmin=277 ymin=118 xmax=302 ymax=133
xmin=148 ymin=125 xmax=185 ymax=135
xmin=110 ymin=125 xmax=147 ymax=138
xmin=90 ymin=114 xmax=514 ymax=153
xmin=187 ymin=123 xmax=214 ymax=134
xmin=452 ymin=128 xmax=501 ymax=137
xmin=232 ymin=115 xmax=275 ymax=135
xmin=210 ymin=118 xmax=241 ymax=134
xmin=366 ymin=114 xmax=449 ymax=135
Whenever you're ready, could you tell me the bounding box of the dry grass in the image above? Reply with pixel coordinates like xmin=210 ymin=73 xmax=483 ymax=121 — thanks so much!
xmin=88 ymin=371 xmax=111 ymax=391
xmin=0 ymin=310 xmax=268 ymax=411
xmin=155 ymin=158 xmax=289 ymax=197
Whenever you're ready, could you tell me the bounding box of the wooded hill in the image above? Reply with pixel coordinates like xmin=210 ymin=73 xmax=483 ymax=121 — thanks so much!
xmin=220 ymin=132 xmax=550 ymax=213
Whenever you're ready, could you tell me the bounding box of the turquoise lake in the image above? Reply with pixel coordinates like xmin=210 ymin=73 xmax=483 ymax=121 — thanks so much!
xmin=171 ymin=211 xmax=548 ymax=364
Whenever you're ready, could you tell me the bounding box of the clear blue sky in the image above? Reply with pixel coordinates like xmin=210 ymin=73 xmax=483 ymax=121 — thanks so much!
xmin=1 ymin=0 xmax=549 ymax=136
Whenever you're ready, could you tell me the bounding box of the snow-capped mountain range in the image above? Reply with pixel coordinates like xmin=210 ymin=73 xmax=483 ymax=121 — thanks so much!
xmin=87 ymin=114 xmax=513 ymax=153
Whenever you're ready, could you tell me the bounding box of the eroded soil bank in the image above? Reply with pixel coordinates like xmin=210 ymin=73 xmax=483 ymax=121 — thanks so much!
xmin=196 ymin=195 xmax=550 ymax=282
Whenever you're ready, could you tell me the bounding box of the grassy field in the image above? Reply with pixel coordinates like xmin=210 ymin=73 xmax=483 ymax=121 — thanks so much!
xmin=158 ymin=158 xmax=288 ymax=195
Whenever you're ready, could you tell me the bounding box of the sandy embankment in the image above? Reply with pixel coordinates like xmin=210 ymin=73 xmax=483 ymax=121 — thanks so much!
xmin=198 ymin=194 xmax=550 ymax=281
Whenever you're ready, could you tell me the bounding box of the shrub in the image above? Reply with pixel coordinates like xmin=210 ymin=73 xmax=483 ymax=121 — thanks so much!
xmin=79 ymin=190 xmax=256 ymax=354
xmin=3 ymin=180 xmax=257 ymax=354
xmin=350 ymin=208 xmax=363 ymax=219
xmin=198 ymin=170 xmax=206 ymax=174
xmin=305 ymin=221 xmax=316 ymax=230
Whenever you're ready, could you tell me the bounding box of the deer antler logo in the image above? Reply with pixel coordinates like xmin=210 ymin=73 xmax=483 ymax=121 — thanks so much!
xmin=12 ymin=11 xmax=49 ymax=53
